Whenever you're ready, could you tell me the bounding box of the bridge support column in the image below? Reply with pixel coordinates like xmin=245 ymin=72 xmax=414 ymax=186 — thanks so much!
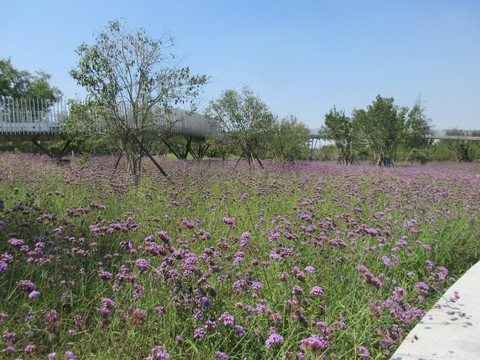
xmin=162 ymin=136 xmax=202 ymax=160
xmin=162 ymin=139 xmax=182 ymax=159
xmin=31 ymin=137 xmax=71 ymax=162
xmin=306 ymin=138 xmax=319 ymax=161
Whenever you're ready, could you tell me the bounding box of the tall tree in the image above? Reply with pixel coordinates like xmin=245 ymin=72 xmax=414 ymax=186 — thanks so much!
xmin=321 ymin=106 xmax=359 ymax=164
xmin=70 ymin=20 xmax=208 ymax=179
xmin=404 ymin=97 xmax=433 ymax=150
xmin=0 ymin=58 xmax=62 ymax=101
xmin=402 ymin=97 xmax=434 ymax=165
xmin=354 ymin=95 xmax=407 ymax=166
xmin=205 ymin=86 xmax=274 ymax=166
xmin=270 ymin=115 xmax=311 ymax=162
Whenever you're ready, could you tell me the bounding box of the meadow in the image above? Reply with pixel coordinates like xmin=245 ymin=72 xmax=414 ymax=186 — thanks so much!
xmin=1 ymin=154 xmax=479 ymax=359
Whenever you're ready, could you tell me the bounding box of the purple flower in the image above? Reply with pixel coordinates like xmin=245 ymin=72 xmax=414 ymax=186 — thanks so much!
xmin=8 ymin=238 xmax=24 ymax=247
xmin=16 ymin=280 xmax=36 ymax=291
xmin=240 ymin=231 xmax=251 ymax=248
xmin=0 ymin=261 xmax=8 ymax=274
xmin=101 ymin=298 xmax=116 ymax=308
xmin=265 ymin=333 xmax=284 ymax=348
xmin=147 ymin=346 xmax=170 ymax=359
xmin=382 ymin=255 xmax=391 ymax=266
xmin=215 ymin=351 xmax=228 ymax=360
xmin=194 ymin=328 xmax=206 ymax=339
xmin=292 ymin=285 xmax=304 ymax=295
xmin=271 ymin=313 xmax=283 ymax=324
xmin=393 ymin=287 xmax=407 ymax=297
xmin=2 ymin=331 xmax=16 ymax=344
xmin=235 ymin=325 xmax=245 ymax=336
xmin=2 ymin=346 xmax=15 ymax=355
xmin=309 ymin=286 xmax=325 ymax=297
xmin=357 ymin=346 xmax=371 ymax=358
xmin=136 ymin=258 xmax=149 ymax=272
xmin=0 ymin=313 xmax=8 ymax=323
xmin=304 ymin=266 xmax=315 ymax=274
xmin=24 ymin=314 xmax=36 ymax=324
xmin=300 ymin=334 xmax=330 ymax=353
xmin=218 ymin=312 xmax=234 ymax=326
xmin=24 ymin=344 xmax=36 ymax=353
xmin=28 ymin=290 xmax=40 ymax=298
xmin=415 ymin=282 xmax=429 ymax=295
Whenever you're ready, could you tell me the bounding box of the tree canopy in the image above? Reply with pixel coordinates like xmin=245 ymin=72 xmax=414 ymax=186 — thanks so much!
xmin=270 ymin=115 xmax=311 ymax=162
xmin=353 ymin=95 xmax=408 ymax=165
xmin=70 ymin=20 xmax=208 ymax=179
xmin=321 ymin=106 xmax=359 ymax=164
xmin=323 ymin=95 xmax=434 ymax=166
xmin=0 ymin=58 xmax=62 ymax=101
xmin=205 ymin=86 xmax=274 ymax=166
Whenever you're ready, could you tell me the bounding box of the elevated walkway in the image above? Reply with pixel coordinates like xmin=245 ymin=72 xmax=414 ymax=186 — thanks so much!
xmin=0 ymin=97 xmax=216 ymax=141
xmin=2 ymin=98 xmax=479 ymax=143
xmin=392 ymin=260 xmax=480 ymax=360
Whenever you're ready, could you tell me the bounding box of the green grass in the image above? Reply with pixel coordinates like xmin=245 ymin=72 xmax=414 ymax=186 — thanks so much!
xmin=0 ymin=154 xmax=479 ymax=359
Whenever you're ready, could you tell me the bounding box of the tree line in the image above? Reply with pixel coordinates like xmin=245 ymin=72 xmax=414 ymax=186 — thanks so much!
xmin=321 ymin=95 xmax=434 ymax=166
xmin=321 ymin=98 xmax=480 ymax=164
xmin=1 ymin=19 xmax=478 ymax=178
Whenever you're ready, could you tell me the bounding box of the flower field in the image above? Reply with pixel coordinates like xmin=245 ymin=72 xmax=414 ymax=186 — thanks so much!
xmin=1 ymin=153 xmax=479 ymax=359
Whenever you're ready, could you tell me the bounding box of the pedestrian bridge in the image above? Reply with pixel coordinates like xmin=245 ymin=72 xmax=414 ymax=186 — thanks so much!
xmin=0 ymin=97 xmax=215 ymax=141
xmin=1 ymin=97 xmax=479 ymax=142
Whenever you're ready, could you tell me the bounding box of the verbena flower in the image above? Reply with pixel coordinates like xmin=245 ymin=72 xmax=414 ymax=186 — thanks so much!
xmin=218 ymin=312 xmax=234 ymax=326
xmin=265 ymin=333 xmax=284 ymax=348
xmin=147 ymin=346 xmax=169 ymax=359
xmin=309 ymin=286 xmax=325 ymax=297
xmin=357 ymin=346 xmax=371 ymax=358
xmin=300 ymin=334 xmax=330 ymax=353
xmin=215 ymin=351 xmax=228 ymax=360
xmin=16 ymin=280 xmax=36 ymax=291
xmin=24 ymin=344 xmax=35 ymax=353
xmin=28 ymin=290 xmax=40 ymax=298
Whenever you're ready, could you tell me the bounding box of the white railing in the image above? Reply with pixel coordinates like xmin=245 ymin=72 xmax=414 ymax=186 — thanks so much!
xmin=1 ymin=97 xmax=478 ymax=141
xmin=0 ymin=97 xmax=216 ymax=138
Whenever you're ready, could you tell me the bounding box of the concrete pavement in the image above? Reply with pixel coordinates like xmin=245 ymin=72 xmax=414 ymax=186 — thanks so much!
xmin=391 ymin=260 xmax=480 ymax=359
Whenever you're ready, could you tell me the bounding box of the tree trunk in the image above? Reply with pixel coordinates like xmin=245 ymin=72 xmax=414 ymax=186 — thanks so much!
xmin=124 ymin=136 xmax=141 ymax=183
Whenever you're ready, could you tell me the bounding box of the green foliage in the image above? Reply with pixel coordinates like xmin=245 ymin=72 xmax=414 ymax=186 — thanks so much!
xmin=205 ymin=86 xmax=274 ymax=166
xmin=0 ymin=58 xmax=62 ymax=101
xmin=431 ymin=129 xmax=480 ymax=162
xmin=319 ymin=144 xmax=338 ymax=161
xmin=353 ymin=95 xmax=408 ymax=165
xmin=321 ymin=106 xmax=359 ymax=164
xmin=405 ymin=148 xmax=431 ymax=165
xmin=1 ymin=155 xmax=480 ymax=358
xmin=270 ymin=115 xmax=311 ymax=162
xmin=70 ymin=19 xmax=208 ymax=178
xmin=204 ymin=134 xmax=234 ymax=159
xmin=321 ymin=95 xmax=437 ymax=166
xmin=403 ymin=98 xmax=433 ymax=150
xmin=60 ymin=99 xmax=121 ymax=155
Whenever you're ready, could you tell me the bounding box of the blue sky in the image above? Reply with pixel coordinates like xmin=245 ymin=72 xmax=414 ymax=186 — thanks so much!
xmin=2 ymin=0 xmax=479 ymax=130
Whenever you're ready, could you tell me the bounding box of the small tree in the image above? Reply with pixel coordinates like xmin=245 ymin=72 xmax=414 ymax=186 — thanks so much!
xmin=354 ymin=95 xmax=407 ymax=166
xmin=270 ymin=115 xmax=311 ymax=162
xmin=70 ymin=20 xmax=208 ymax=179
xmin=205 ymin=86 xmax=274 ymax=166
xmin=404 ymin=98 xmax=433 ymax=148
xmin=403 ymin=97 xmax=433 ymax=164
xmin=321 ymin=106 xmax=358 ymax=165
